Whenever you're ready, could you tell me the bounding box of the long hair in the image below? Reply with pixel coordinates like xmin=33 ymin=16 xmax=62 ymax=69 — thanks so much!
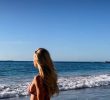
xmin=34 ymin=48 xmax=59 ymax=97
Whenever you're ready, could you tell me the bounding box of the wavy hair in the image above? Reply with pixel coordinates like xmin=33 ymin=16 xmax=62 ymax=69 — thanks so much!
xmin=34 ymin=48 xmax=59 ymax=97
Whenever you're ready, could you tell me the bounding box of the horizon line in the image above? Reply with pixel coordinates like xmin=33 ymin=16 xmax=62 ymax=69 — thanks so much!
xmin=0 ymin=60 xmax=109 ymax=63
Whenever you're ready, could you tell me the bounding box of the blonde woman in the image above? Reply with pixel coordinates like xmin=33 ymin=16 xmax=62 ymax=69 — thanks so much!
xmin=28 ymin=48 xmax=59 ymax=100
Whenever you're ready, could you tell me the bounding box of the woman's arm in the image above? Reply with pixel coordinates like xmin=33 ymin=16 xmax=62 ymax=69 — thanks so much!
xmin=34 ymin=76 xmax=44 ymax=100
xmin=28 ymin=77 xmax=36 ymax=95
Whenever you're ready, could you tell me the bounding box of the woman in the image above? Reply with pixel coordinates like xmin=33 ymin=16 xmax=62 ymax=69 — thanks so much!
xmin=28 ymin=48 xmax=59 ymax=100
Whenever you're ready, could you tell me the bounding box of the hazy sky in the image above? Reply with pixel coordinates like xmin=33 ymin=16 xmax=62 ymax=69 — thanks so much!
xmin=0 ymin=0 xmax=110 ymax=61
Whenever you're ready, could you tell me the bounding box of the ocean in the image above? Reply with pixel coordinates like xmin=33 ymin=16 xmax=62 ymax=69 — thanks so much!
xmin=0 ymin=61 xmax=110 ymax=100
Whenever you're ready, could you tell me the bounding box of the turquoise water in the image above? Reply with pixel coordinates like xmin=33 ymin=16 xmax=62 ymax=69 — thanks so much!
xmin=0 ymin=61 xmax=110 ymax=99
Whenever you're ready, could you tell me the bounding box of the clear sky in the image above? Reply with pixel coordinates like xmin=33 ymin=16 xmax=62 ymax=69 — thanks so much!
xmin=0 ymin=0 xmax=110 ymax=61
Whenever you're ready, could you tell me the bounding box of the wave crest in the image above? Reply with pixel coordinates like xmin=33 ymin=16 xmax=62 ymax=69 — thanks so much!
xmin=58 ymin=74 xmax=110 ymax=90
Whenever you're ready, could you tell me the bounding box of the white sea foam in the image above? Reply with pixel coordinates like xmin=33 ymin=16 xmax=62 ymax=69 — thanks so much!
xmin=58 ymin=74 xmax=110 ymax=90
xmin=0 ymin=83 xmax=29 ymax=99
xmin=0 ymin=74 xmax=110 ymax=98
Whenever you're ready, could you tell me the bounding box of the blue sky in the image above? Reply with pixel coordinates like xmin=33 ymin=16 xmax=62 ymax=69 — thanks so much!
xmin=0 ymin=0 xmax=110 ymax=61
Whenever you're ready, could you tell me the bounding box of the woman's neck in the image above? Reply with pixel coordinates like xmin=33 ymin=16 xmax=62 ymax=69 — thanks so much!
xmin=37 ymin=64 xmax=44 ymax=78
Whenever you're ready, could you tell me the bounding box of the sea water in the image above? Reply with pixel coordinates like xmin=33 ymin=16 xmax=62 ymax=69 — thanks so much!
xmin=0 ymin=61 xmax=110 ymax=99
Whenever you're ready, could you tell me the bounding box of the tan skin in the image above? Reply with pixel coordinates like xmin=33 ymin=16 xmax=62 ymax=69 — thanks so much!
xmin=27 ymin=54 xmax=44 ymax=100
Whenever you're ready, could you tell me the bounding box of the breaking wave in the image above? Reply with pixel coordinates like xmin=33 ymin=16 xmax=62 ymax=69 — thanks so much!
xmin=1 ymin=74 xmax=110 ymax=98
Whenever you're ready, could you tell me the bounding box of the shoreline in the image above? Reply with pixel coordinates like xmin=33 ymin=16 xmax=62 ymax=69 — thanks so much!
xmin=1 ymin=86 xmax=110 ymax=100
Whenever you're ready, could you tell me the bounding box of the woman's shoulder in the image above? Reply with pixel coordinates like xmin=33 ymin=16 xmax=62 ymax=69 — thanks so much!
xmin=33 ymin=75 xmax=41 ymax=81
xmin=33 ymin=75 xmax=43 ymax=85
xmin=34 ymin=75 xmax=43 ymax=89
